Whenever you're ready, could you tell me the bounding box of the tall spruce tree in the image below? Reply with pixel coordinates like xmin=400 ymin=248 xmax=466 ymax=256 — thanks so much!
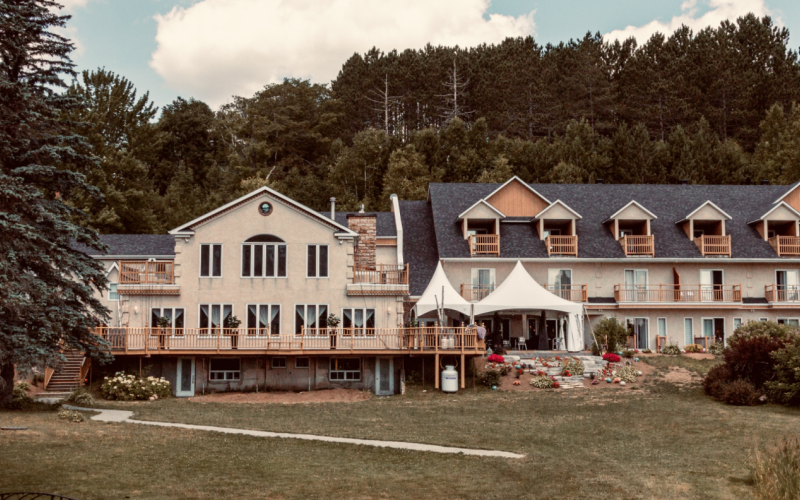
xmin=0 ymin=0 xmax=110 ymax=403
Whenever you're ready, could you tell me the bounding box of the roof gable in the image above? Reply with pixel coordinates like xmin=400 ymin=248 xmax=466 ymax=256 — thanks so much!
xmin=484 ymin=176 xmax=550 ymax=217
xmin=678 ymin=200 xmax=732 ymax=223
xmin=605 ymin=200 xmax=657 ymax=222
xmin=457 ymin=199 xmax=506 ymax=220
xmin=752 ymin=201 xmax=800 ymax=222
xmin=169 ymin=186 xmax=357 ymax=237
xmin=535 ymin=199 xmax=582 ymax=220
xmin=774 ymin=181 xmax=800 ymax=213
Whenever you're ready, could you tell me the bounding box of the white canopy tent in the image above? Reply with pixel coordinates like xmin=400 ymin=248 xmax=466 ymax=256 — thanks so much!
xmin=474 ymin=261 xmax=585 ymax=352
xmin=415 ymin=261 xmax=472 ymax=318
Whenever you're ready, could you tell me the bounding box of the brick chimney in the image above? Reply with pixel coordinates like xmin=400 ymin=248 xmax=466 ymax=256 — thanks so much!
xmin=347 ymin=214 xmax=376 ymax=271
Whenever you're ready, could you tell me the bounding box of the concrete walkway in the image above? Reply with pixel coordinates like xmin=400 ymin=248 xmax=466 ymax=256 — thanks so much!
xmin=63 ymin=405 xmax=524 ymax=459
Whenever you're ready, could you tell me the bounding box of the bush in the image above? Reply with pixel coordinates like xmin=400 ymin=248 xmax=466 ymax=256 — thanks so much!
xmin=480 ymin=369 xmax=501 ymax=388
xmin=530 ymin=376 xmax=554 ymax=389
xmin=725 ymin=321 xmax=795 ymax=389
xmin=593 ymin=317 xmax=628 ymax=354
xmin=685 ymin=343 xmax=703 ymax=353
xmin=602 ymin=353 xmax=620 ymax=363
xmin=15 ymin=381 xmax=30 ymax=391
xmin=561 ymin=358 xmax=584 ymax=376
xmin=749 ymin=436 xmax=800 ymax=500
xmin=67 ymin=389 xmax=95 ymax=406
xmin=591 ymin=342 xmax=601 ymax=356
xmin=766 ymin=336 xmax=800 ymax=406
xmin=57 ymin=410 xmax=84 ymax=423
xmin=487 ymin=354 xmax=504 ymax=363
xmin=617 ymin=366 xmax=638 ymax=383
xmin=704 ymin=364 xmax=734 ymax=399
xmin=498 ymin=365 xmax=511 ymax=376
xmin=621 ymin=349 xmax=635 ymax=358
xmin=405 ymin=370 xmax=422 ymax=385
xmin=101 ymin=372 xmax=171 ymax=401
xmin=708 ymin=341 xmax=725 ymax=357
xmin=721 ymin=379 xmax=762 ymax=406
xmin=662 ymin=342 xmax=681 ymax=355
xmin=642 ymin=349 xmax=652 ymax=354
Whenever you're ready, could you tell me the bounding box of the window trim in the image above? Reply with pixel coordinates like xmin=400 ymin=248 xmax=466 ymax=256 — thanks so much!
xmin=733 ymin=317 xmax=743 ymax=332
xmin=657 ymin=317 xmax=667 ymax=338
xmin=209 ymin=357 xmax=241 ymax=381
xmin=245 ymin=303 xmax=281 ymax=336
xmin=271 ymin=357 xmax=287 ymax=369
xmin=759 ymin=318 xmax=769 ymax=322
xmin=240 ymin=242 xmax=288 ymax=279
xmin=683 ymin=317 xmax=694 ymax=347
xmin=777 ymin=318 xmax=800 ymax=326
xmin=341 ymin=307 xmax=377 ymax=336
xmin=150 ymin=307 xmax=186 ymax=331
xmin=624 ymin=317 xmax=650 ymax=350
xmin=471 ymin=268 xmax=496 ymax=286
xmin=701 ymin=317 xmax=725 ymax=343
xmin=108 ymin=282 xmax=119 ymax=302
xmin=329 ymin=358 xmax=361 ymax=381
xmin=306 ymin=244 xmax=329 ymax=279
xmin=199 ymin=243 xmax=223 ymax=278
xmin=198 ymin=303 xmax=234 ymax=336
xmin=295 ymin=304 xmax=329 ymax=335
xmin=295 ymin=357 xmax=310 ymax=369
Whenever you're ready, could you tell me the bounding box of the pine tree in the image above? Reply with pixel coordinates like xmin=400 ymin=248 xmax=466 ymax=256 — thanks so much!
xmin=0 ymin=0 xmax=111 ymax=404
xmin=381 ymin=145 xmax=435 ymax=206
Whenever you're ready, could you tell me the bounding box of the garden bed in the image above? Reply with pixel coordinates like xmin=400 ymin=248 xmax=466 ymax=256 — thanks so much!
xmin=188 ymin=388 xmax=371 ymax=404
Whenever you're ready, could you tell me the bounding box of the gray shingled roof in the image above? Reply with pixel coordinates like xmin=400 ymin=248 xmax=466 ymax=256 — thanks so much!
xmin=333 ymin=212 xmax=397 ymax=237
xmin=72 ymin=234 xmax=175 ymax=257
xmin=428 ymin=183 xmax=792 ymax=259
xmin=399 ymin=201 xmax=440 ymax=296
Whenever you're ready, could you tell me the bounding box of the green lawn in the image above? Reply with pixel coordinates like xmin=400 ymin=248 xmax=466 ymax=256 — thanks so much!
xmin=2 ymin=361 xmax=799 ymax=499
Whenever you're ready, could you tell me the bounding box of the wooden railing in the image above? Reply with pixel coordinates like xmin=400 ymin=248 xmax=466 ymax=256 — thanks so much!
xmin=546 ymin=284 xmax=587 ymax=302
xmin=43 ymin=366 xmax=54 ymax=390
xmin=614 ymin=284 xmax=742 ymax=302
xmin=119 ymin=260 xmax=175 ymax=284
xmin=769 ymin=236 xmax=800 ymax=256
xmin=93 ymin=326 xmax=485 ymax=354
xmin=655 ymin=336 xmax=667 ymax=353
xmin=620 ymin=234 xmax=654 ymax=256
xmin=353 ymin=264 xmax=409 ymax=285
xmin=469 ymin=234 xmax=500 ymax=256
xmin=695 ymin=234 xmax=731 ymax=257
xmin=765 ymin=284 xmax=800 ymax=302
xmin=77 ymin=356 xmax=91 ymax=388
xmin=546 ymin=235 xmax=578 ymax=256
xmin=460 ymin=284 xmax=496 ymax=301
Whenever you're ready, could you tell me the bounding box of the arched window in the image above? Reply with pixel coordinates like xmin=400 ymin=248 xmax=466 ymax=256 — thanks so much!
xmin=242 ymin=235 xmax=286 ymax=277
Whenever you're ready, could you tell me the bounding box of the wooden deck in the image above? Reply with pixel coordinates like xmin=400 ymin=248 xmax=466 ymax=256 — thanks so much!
xmin=469 ymin=234 xmax=500 ymax=256
xmin=769 ymin=236 xmax=800 ymax=257
xmin=119 ymin=260 xmax=174 ymax=284
xmin=614 ymin=284 xmax=742 ymax=302
xmin=765 ymin=284 xmax=800 ymax=302
xmin=694 ymin=235 xmax=731 ymax=257
xmin=94 ymin=326 xmax=485 ymax=356
xmin=545 ymin=235 xmax=578 ymax=257
xmin=620 ymin=235 xmax=654 ymax=257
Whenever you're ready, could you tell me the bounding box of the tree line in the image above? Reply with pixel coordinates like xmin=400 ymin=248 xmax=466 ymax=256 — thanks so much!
xmin=64 ymin=13 xmax=800 ymax=235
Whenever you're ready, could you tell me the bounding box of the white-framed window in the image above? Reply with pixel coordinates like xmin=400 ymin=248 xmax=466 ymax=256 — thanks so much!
xmin=625 ymin=317 xmax=649 ymax=350
xmin=684 ymin=318 xmax=694 ymax=346
xmin=700 ymin=269 xmax=724 ymax=301
xmin=548 ymin=269 xmax=573 ymax=299
xmin=246 ymin=304 xmax=281 ymax=335
xmin=330 ymin=358 xmax=361 ymax=381
xmin=776 ymin=270 xmax=800 ymax=301
xmin=209 ymin=358 xmax=240 ymax=381
xmin=271 ymin=357 xmax=286 ymax=369
xmin=657 ymin=317 xmax=667 ymax=338
xmin=777 ymin=318 xmax=800 ymax=327
xmin=242 ymin=242 xmax=287 ymax=278
xmin=307 ymin=245 xmax=329 ymax=278
xmin=295 ymin=304 xmax=328 ymax=334
xmin=342 ymin=308 xmax=376 ymax=335
xmin=733 ymin=317 xmax=743 ymax=331
xmin=199 ymin=304 xmax=233 ymax=335
xmin=760 ymin=318 xmax=769 ymax=322
xmin=295 ymin=357 xmax=310 ymax=369
xmin=200 ymin=244 xmax=222 ymax=277
xmin=624 ymin=269 xmax=649 ymax=302
xmin=108 ymin=282 xmax=119 ymax=301
xmin=470 ymin=268 xmax=495 ymax=299
xmin=150 ymin=307 xmax=185 ymax=329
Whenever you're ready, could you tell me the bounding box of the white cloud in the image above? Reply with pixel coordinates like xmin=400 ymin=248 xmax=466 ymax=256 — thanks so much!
xmin=604 ymin=0 xmax=775 ymax=44
xmin=149 ymin=0 xmax=535 ymax=108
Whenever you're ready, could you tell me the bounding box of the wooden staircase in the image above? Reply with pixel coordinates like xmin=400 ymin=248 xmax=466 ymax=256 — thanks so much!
xmin=42 ymin=351 xmax=88 ymax=396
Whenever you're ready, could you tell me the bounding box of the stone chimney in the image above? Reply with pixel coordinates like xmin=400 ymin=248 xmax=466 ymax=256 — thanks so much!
xmin=347 ymin=213 xmax=376 ymax=271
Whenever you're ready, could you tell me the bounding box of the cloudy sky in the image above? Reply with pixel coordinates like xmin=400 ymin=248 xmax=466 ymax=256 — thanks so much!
xmin=61 ymin=0 xmax=800 ymax=111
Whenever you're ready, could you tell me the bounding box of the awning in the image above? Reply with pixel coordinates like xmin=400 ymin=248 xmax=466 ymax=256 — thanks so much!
xmin=415 ymin=262 xmax=472 ymax=317
xmin=473 ymin=261 xmax=583 ymax=316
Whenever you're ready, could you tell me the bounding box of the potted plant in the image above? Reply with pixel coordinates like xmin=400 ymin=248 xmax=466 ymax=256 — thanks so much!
xmin=327 ymin=313 xmax=340 ymax=349
xmin=154 ymin=315 xmax=171 ymax=349
xmin=225 ymin=315 xmax=242 ymax=349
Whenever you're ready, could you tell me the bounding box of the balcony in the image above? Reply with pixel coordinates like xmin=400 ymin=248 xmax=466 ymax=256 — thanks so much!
xmin=546 ymin=284 xmax=587 ymax=302
xmin=769 ymin=236 xmax=800 ymax=257
xmin=765 ymin=284 xmax=800 ymax=302
xmin=461 ymin=284 xmax=496 ymax=301
xmin=620 ymin=235 xmax=654 ymax=257
xmin=469 ymin=234 xmax=500 ymax=256
xmin=694 ymin=235 xmax=731 ymax=257
xmin=546 ymin=235 xmax=578 ymax=257
xmin=117 ymin=260 xmax=179 ymax=295
xmin=94 ymin=326 xmax=485 ymax=355
xmin=614 ymin=284 xmax=742 ymax=303
xmin=348 ymin=264 xmax=409 ymax=296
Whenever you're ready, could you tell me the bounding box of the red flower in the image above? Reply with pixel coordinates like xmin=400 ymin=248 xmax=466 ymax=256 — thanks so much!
xmin=603 ymin=353 xmax=621 ymax=363
xmin=488 ymin=354 xmax=505 ymax=363
xmin=552 ymin=381 xmax=560 ymax=389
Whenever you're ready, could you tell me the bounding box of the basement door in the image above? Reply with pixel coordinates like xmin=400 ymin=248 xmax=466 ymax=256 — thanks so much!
xmin=375 ymin=357 xmax=394 ymax=396
xmin=176 ymin=357 xmax=195 ymax=397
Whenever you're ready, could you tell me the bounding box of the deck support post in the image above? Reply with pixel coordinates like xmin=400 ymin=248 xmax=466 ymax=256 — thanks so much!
xmin=435 ymin=353 xmax=440 ymax=390
xmin=460 ymin=354 xmax=465 ymax=389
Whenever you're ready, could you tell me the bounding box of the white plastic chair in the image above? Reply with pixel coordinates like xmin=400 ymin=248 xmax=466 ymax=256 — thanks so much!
xmin=515 ymin=337 xmax=526 ymax=350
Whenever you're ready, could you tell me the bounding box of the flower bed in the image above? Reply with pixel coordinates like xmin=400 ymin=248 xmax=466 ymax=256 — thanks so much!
xmin=602 ymin=353 xmax=621 ymax=363
xmin=487 ymin=354 xmax=505 ymax=363
xmin=102 ymin=372 xmax=171 ymax=401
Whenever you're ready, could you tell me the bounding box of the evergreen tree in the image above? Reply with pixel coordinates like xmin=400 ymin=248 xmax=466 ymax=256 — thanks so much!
xmin=381 ymin=145 xmax=435 ymax=206
xmin=0 ymin=0 xmax=110 ymax=404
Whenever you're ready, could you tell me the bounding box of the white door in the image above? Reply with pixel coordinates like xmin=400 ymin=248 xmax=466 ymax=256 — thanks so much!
xmin=176 ymin=357 xmax=195 ymax=397
xmin=777 ymin=270 xmax=800 ymax=301
xmin=624 ymin=270 xmax=648 ymax=302
xmin=375 ymin=357 xmax=394 ymax=396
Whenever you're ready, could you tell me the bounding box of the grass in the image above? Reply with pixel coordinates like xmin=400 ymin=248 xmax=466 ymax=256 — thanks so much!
xmin=642 ymin=354 xmax=722 ymax=376
xmin=2 ymin=361 xmax=800 ymax=499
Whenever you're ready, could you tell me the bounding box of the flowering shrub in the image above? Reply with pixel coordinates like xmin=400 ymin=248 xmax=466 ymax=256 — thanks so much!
xmin=662 ymin=342 xmax=681 ymax=355
xmin=621 ymin=349 xmax=635 ymax=358
xmin=498 ymin=365 xmax=511 ymax=376
xmin=101 ymin=372 xmax=171 ymax=401
xmin=617 ymin=366 xmax=638 ymax=383
xmin=602 ymin=353 xmax=621 ymax=363
xmin=58 ymin=410 xmax=85 ymax=423
xmin=708 ymin=341 xmax=725 ymax=357
xmin=487 ymin=354 xmax=504 ymax=363
xmin=561 ymin=358 xmax=584 ymax=376
xmin=685 ymin=343 xmax=703 ymax=353
xmin=530 ymin=376 xmax=554 ymax=389
xmin=480 ymin=369 xmax=501 ymax=388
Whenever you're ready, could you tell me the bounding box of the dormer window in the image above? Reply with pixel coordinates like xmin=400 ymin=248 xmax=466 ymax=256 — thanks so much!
xmin=677 ymin=201 xmax=732 ymax=257
xmin=748 ymin=201 xmax=800 ymax=257
xmin=604 ymin=201 xmax=656 ymax=257
xmin=534 ymin=200 xmax=581 ymax=257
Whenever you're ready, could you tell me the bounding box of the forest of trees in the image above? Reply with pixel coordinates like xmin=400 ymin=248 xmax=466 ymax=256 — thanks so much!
xmin=64 ymin=14 xmax=800 ymax=234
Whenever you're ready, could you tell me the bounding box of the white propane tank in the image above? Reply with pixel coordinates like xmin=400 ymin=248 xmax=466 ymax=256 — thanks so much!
xmin=441 ymin=365 xmax=458 ymax=393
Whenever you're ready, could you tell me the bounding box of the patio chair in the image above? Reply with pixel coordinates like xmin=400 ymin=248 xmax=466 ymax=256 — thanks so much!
xmin=515 ymin=337 xmax=526 ymax=350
